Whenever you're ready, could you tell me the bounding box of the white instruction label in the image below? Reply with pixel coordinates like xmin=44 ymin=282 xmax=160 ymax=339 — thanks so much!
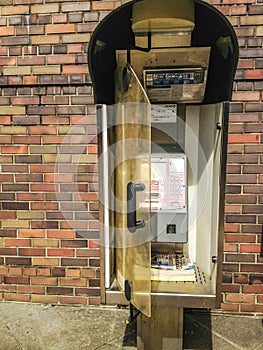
xmin=151 ymin=104 xmax=177 ymax=123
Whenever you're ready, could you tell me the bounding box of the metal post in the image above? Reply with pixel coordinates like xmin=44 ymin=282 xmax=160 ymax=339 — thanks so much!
xmin=137 ymin=306 xmax=183 ymax=350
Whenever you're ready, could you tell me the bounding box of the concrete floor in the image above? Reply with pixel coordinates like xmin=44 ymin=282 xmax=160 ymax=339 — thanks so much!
xmin=0 ymin=302 xmax=262 ymax=350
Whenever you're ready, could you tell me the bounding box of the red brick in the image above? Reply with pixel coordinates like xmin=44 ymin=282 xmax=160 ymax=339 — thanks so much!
xmin=61 ymin=240 xmax=87 ymax=248
xmin=224 ymin=242 xmax=238 ymax=252
xmin=18 ymin=285 xmax=45 ymax=294
xmin=240 ymin=304 xmax=257 ymax=313
xmin=61 ymin=258 xmax=87 ymax=266
xmin=243 ymin=285 xmax=263 ymax=293
xmin=61 ymin=3 xmax=90 ymax=12
xmin=231 ymin=5 xmax=247 ymax=15
xmin=59 ymin=296 xmax=87 ymax=305
xmin=19 ymin=248 xmax=45 ymax=256
xmin=221 ymin=303 xmax=239 ymax=312
xmin=11 ymin=96 xmax=39 ymax=105
xmin=47 ymin=286 xmax=73 ymax=295
xmin=75 ymin=288 xmax=100 ymax=297
xmin=4 ymin=276 xmax=29 ymax=284
xmin=226 ymin=293 xmax=255 ymax=303
xmin=53 ymin=14 xmax=67 ymax=23
xmin=42 ymin=135 xmax=64 ymax=144
xmin=228 ymin=134 xmax=260 ymax=144
xmin=226 ymin=174 xmax=257 ymax=184
xmin=17 ymin=193 xmax=45 ymax=201
xmin=237 ymin=59 xmax=254 ymax=69
xmin=89 ymin=297 xmax=100 ymax=305
xmin=46 ymin=24 xmax=75 ymax=34
xmin=33 ymin=258 xmax=59 ymax=266
xmin=24 ymin=76 xmax=38 ymax=85
xmin=5 ymin=239 xmax=31 ymax=247
xmin=31 ymin=202 xmax=58 ymax=210
xmin=30 ymin=184 xmax=56 ymax=192
xmin=15 ymin=174 xmax=43 ymax=182
xmin=0 ymin=248 xmax=17 ymax=255
xmin=18 ymin=230 xmax=45 ymax=238
xmin=13 ymin=136 xmax=41 ymax=144
xmin=0 ymin=267 xmax=9 ymax=276
xmin=232 ymin=91 xmax=260 ymax=101
xmin=224 ymin=223 xmax=240 ymax=233
xmin=0 ymin=135 xmax=11 ymax=144
xmin=30 ymin=165 xmax=55 ymax=173
xmin=225 ymin=253 xmax=255 ymax=263
xmin=37 ymin=268 xmax=51 ymax=277
xmin=226 ymin=195 xmax=257 ymax=205
xmin=47 ymin=230 xmax=74 ymax=239
xmin=32 ymin=295 xmax=58 ymax=304
xmin=0 ymin=285 xmax=17 ymax=293
xmin=6 ymin=257 xmax=31 ymax=266
xmin=0 ymin=116 xmax=11 ymax=125
xmin=240 ymin=244 xmax=261 ymax=253
xmin=68 ymin=44 xmax=82 ymax=53
xmin=241 ymin=264 xmax=263 ymax=273
xmin=0 ymin=26 xmax=15 ymax=36
xmin=0 ymin=230 xmax=16 ymax=238
xmin=28 ymin=125 xmax=57 ymax=135
xmin=8 ymin=267 xmax=22 ymax=276
xmin=62 ymin=65 xmax=88 ymax=74
xmin=92 ymin=1 xmax=117 ymax=10
xmin=1 ymin=146 xmax=28 ymax=154
xmin=249 ymin=274 xmax=263 ymax=284
xmin=66 ymin=270 xmax=80 ymax=279
xmin=47 ymin=249 xmax=74 ymax=257
xmin=242 ymin=225 xmax=262 ymax=234
xmin=245 ymin=69 xmax=263 ymax=79
xmin=23 ymin=268 xmax=37 ymax=277
xmin=31 ymin=221 xmax=58 ymax=229
xmin=60 ymin=278 xmax=86 ymax=287
xmin=88 ymin=240 xmax=100 ymax=249
xmin=5 ymin=294 xmax=30 ymax=302
xmin=44 ymin=173 xmax=73 ymax=183
xmin=31 ymin=277 xmax=57 ymax=285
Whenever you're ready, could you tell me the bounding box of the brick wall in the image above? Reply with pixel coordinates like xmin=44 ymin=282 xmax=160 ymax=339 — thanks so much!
xmin=0 ymin=0 xmax=262 ymax=315
xmin=212 ymin=0 xmax=263 ymax=316
xmin=0 ymin=0 xmax=121 ymax=306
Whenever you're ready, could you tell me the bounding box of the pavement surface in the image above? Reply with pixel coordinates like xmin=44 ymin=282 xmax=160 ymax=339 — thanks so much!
xmin=0 ymin=302 xmax=262 ymax=350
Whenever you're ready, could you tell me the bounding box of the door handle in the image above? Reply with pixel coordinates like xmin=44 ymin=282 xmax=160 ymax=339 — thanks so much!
xmin=127 ymin=182 xmax=145 ymax=233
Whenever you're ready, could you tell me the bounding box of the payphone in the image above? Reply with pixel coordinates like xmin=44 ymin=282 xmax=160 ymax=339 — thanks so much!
xmin=89 ymin=0 xmax=238 ymax=348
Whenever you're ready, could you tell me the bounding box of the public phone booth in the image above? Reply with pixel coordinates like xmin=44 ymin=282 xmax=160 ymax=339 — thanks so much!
xmin=88 ymin=0 xmax=238 ymax=348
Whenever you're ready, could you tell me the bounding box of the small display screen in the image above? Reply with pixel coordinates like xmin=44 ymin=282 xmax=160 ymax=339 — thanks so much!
xmin=166 ymin=224 xmax=176 ymax=234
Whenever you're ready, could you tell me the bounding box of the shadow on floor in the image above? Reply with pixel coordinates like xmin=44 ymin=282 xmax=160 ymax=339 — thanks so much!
xmin=183 ymin=309 xmax=212 ymax=349
xmin=122 ymin=320 xmax=137 ymax=348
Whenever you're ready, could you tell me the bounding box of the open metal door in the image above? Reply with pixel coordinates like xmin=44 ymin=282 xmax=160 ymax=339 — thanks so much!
xmin=114 ymin=57 xmax=151 ymax=317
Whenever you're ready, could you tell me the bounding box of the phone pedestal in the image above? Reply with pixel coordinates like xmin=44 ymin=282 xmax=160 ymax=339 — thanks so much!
xmin=137 ymin=306 xmax=183 ymax=350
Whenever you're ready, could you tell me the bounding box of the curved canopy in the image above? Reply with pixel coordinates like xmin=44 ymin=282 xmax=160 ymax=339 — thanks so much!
xmin=88 ymin=0 xmax=238 ymax=105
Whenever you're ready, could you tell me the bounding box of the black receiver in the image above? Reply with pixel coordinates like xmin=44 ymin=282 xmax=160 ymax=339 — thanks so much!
xmin=127 ymin=182 xmax=145 ymax=233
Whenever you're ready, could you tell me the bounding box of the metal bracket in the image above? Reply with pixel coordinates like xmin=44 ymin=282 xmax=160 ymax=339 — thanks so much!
xmin=126 ymin=302 xmax=141 ymax=325
xmin=126 ymin=32 xmax=152 ymax=66
xmin=134 ymin=31 xmax=152 ymax=53
xmin=216 ymin=122 xmax=222 ymax=130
